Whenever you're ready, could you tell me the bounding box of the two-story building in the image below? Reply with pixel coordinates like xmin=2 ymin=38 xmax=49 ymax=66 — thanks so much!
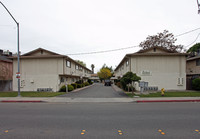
xmin=186 ymin=52 xmax=200 ymax=89
xmin=12 ymin=48 xmax=92 ymax=92
xmin=0 ymin=49 xmax=13 ymax=91
xmin=115 ymin=46 xmax=187 ymax=91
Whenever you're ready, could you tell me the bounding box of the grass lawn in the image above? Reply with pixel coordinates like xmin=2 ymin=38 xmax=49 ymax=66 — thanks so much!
xmin=0 ymin=92 xmax=66 ymax=97
xmin=126 ymin=91 xmax=200 ymax=98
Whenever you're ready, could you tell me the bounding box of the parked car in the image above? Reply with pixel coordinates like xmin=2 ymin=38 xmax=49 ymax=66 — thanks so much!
xmin=104 ymin=79 xmax=111 ymax=86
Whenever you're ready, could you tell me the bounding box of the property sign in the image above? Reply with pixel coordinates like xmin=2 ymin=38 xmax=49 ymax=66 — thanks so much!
xmin=141 ymin=70 xmax=151 ymax=76
xmin=16 ymin=72 xmax=20 ymax=79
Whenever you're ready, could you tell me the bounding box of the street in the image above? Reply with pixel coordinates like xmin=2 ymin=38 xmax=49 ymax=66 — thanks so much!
xmin=0 ymin=102 xmax=200 ymax=139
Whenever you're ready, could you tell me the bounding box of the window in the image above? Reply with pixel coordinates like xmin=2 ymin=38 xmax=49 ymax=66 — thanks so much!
xmin=126 ymin=60 xmax=129 ymax=66
xmin=196 ymin=59 xmax=200 ymax=66
xmin=153 ymin=48 xmax=156 ymax=52
xmin=60 ymin=77 xmax=64 ymax=83
xmin=79 ymin=66 xmax=83 ymax=71
xmin=75 ymin=65 xmax=79 ymax=70
xmin=177 ymin=77 xmax=184 ymax=86
xmin=66 ymin=61 xmax=71 ymax=68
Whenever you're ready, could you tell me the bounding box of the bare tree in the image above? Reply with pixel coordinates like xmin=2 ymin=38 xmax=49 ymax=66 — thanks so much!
xmin=139 ymin=30 xmax=184 ymax=52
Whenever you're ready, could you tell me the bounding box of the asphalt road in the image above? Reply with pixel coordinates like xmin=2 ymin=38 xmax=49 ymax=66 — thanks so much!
xmin=0 ymin=102 xmax=200 ymax=139
xmin=59 ymin=83 xmax=127 ymax=98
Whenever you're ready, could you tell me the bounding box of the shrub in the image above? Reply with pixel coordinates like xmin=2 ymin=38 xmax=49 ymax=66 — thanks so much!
xmin=192 ymin=78 xmax=200 ymax=90
xmin=77 ymin=84 xmax=82 ymax=88
xmin=84 ymin=82 xmax=90 ymax=86
xmin=59 ymin=85 xmax=66 ymax=92
xmin=76 ymin=80 xmax=83 ymax=84
xmin=88 ymin=79 xmax=92 ymax=84
xmin=82 ymin=84 xmax=85 ymax=87
xmin=59 ymin=85 xmax=74 ymax=92
xmin=116 ymin=82 xmax=121 ymax=88
xmin=67 ymin=85 xmax=74 ymax=92
xmin=71 ymin=83 xmax=77 ymax=89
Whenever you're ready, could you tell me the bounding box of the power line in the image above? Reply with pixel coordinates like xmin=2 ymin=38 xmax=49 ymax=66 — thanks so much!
xmin=175 ymin=27 xmax=200 ymax=37
xmin=67 ymin=45 xmax=139 ymax=55
xmin=67 ymin=27 xmax=200 ymax=55
xmin=185 ymin=33 xmax=200 ymax=48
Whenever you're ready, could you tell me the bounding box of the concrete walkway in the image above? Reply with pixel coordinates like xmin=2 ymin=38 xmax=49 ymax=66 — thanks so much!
xmin=1 ymin=96 xmax=200 ymax=103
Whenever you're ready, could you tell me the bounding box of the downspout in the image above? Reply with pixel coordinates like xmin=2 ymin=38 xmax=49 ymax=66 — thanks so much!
xmin=63 ymin=57 xmax=65 ymax=75
xmin=129 ymin=56 xmax=131 ymax=72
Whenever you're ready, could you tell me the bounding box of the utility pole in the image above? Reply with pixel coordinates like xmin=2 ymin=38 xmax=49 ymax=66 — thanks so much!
xmin=0 ymin=1 xmax=20 ymax=96
xmin=197 ymin=0 xmax=200 ymax=14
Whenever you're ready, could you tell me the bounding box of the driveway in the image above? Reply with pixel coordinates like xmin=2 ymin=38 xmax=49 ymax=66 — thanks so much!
xmin=58 ymin=83 xmax=127 ymax=98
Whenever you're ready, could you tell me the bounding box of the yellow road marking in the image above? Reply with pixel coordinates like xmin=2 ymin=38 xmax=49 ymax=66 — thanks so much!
xmin=195 ymin=129 xmax=199 ymax=132
xmin=81 ymin=132 xmax=85 ymax=135
xmin=4 ymin=130 xmax=8 ymax=133
xmin=161 ymin=132 xmax=165 ymax=135
xmin=158 ymin=129 xmax=162 ymax=132
xmin=119 ymin=132 xmax=123 ymax=135
xmin=82 ymin=130 xmax=86 ymax=132
xmin=118 ymin=130 xmax=122 ymax=132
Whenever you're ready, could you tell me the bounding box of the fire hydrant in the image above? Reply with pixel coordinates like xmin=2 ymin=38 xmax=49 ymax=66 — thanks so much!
xmin=161 ymin=88 xmax=165 ymax=96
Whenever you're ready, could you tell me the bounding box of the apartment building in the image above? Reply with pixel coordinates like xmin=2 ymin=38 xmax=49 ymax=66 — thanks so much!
xmin=0 ymin=49 xmax=13 ymax=91
xmin=186 ymin=52 xmax=200 ymax=89
xmin=12 ymin=48 xmax=92 ymax=92
xmin=115 ymin=46 xmax=187 ymax=91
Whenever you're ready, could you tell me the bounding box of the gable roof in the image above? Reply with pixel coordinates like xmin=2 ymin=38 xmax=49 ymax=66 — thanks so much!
xmin=187 ymin=55 xmax=200 ymax=61
xmin=115 ymin=46 xmax=188 ymax=71
xmin=22 ymin=47 xmax=60 ymax=56
xmin=11 ymin=48 xmax=92 ymax=72
xmin=136 ymin=46 xmax=174 ymax=53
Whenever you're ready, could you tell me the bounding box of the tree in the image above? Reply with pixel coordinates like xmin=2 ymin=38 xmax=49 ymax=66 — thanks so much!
xmin=76 ymin=60 xmax=86 ymax=67
xmin=187 ymin=43 xmax=200 ymax=53
xmin=97 ymin=68 xmax=112 ymax=80
xmin=91 ymin=64 xmax=95 ymax=74
xmin=101 ymin=64 xmax=113 ymax=72
xmin=139 ymin=30 xmax=184 ymax=52
xmin=120 ymin=72 xmax=141 ymax=94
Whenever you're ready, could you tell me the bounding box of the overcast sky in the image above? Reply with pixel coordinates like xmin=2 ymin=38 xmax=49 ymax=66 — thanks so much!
xmin=0 ymin=0 xmax=200 ymax=72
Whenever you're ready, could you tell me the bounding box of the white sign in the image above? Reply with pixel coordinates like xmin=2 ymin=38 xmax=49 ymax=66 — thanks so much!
xmin=141 ymin=70 xmax=151 ymax=76
xmin=16 ymin=72 xmax=20 ymax=79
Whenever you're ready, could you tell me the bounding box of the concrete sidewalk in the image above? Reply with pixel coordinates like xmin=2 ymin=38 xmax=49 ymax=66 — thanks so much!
xmin=1 ymin=97 xmax=200 ymax=103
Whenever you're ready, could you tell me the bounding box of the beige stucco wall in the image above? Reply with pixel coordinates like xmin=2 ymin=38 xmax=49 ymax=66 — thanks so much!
xmin=13 ymin=57 xmax=92 ymax=92
xmin=115 ymin=55 xmax=186 ymax=90
xmin=13 ymin=58 xmax=63 ymax=92
xmin=115 ymin=59 xmax=131 ymax=78
xmin=64 ymin=59 xmax=91 ymax=78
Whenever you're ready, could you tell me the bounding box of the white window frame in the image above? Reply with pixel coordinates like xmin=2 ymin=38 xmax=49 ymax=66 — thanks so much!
xmin=75 ymin=65 xmax=79 ymax=70
xmin=66 ymin=60 xmax=71 ymax=68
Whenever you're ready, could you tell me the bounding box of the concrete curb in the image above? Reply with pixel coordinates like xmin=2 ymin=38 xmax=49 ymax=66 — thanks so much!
xmin=111 ymin=84 xmax=124 ymax=92
xmin=136 ymin=99 xmax=200 ymax=103
xmin=1 ymin=100 xmax=44 ymax=103
xmin=71 ymin=84 xmax=94 ymax=93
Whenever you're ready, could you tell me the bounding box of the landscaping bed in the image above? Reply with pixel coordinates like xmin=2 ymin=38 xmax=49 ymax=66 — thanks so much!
xmin=0 ymin=92 xmax=66 ymax=97
xmin=126 ymin=91 xmax=200 ymax=98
